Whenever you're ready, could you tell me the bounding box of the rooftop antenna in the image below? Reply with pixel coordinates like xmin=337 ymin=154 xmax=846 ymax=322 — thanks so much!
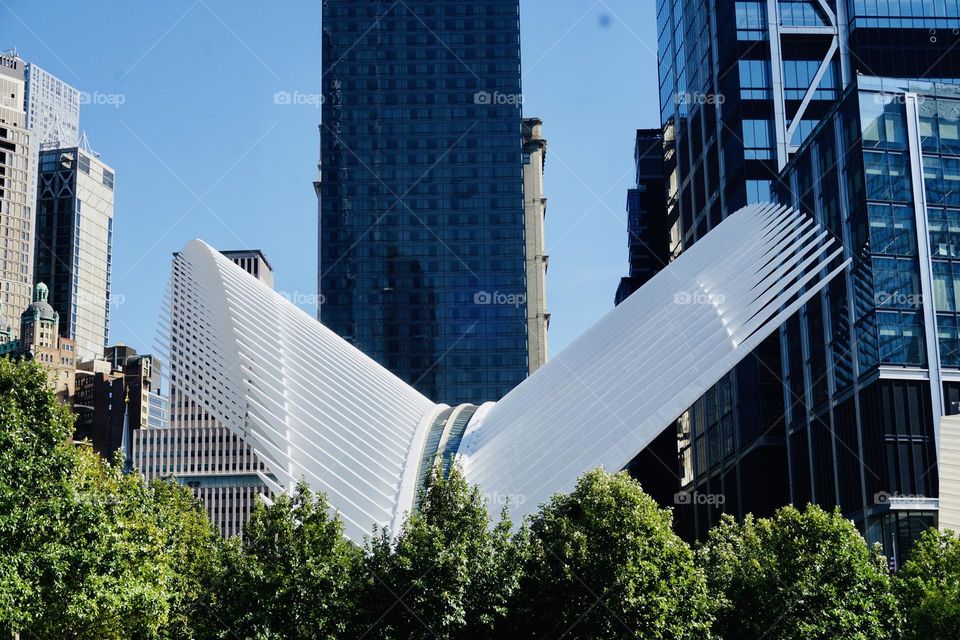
xmin=77 ymin=130 xmax=100 ymax=157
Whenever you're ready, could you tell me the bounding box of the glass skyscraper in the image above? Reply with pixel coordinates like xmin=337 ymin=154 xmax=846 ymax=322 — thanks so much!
xmin=34 ymin=146 xmax=115 ymax=361
xmin=319 ymin=0 xmax=529 ymax=405
xmin=653 ymin=0 xmax=960 ymax=552
xmin=774 ymin=76 xmax=960 ymax=565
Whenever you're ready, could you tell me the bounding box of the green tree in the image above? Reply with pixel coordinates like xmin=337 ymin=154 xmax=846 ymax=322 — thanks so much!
xmin=0 ymin=359 xmax=223 ymax=639
xmin=895 ymin=527 xmax=960 ymax=640
xmin=698 ymin=504 xmax=900 ymax=640
xmin=212 ymin=481 xmax=359 ymax=640
xmin=508 ymin=469 xmax=713 ymax=640
xmin=352 ymin=464 xmax=522 ymax=640
xmin=148 ymin=479 xmax=225 ymax=640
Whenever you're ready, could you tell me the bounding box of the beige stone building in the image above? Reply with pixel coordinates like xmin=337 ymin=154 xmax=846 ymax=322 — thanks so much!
xmin=0 ymin=53 xmax=35 ymax=335
xmin=522 ymin=117 xmax=549 ymax=374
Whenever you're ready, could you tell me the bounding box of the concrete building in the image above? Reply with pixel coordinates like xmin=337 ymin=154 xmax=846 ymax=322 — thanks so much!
xmin=522 ymin=117 xmax=549 ymax=373
xmin=220 ymin=249 xmax=274 ymax=288
xmin=940 ymin=414 xmax=960 ymax=533
xmin=34 ymin=145 xmax=115 ymax=361
xmin=132 ymin=426 xmax=271 ymax=538
xmin=74 ymin=345 xmax=165 ymax=458
xmin=0 ymin=52 xmax=34 ymax=334
xmin=22 ymin=58 xmax=80 ymax=151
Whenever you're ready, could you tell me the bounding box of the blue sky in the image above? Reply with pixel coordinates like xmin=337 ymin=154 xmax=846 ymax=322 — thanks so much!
xmin=0 ymin=0 xmax=659 ymax=357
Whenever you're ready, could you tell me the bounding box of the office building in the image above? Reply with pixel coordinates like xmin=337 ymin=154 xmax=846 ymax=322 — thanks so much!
xmin=33 ymin=145 xmax=115 ymax=361
xmin=74 ymin=345 xmax=165 ymax=458
xmin=319 ymin=0 xmax=530 ymax=405
xmin=132 ymin=427 xmax=271 ymax=538
xmin=654 ymin=0 xmax=960 ymax=547
xmin=0 ymin=52 xmax=34 ymax=334
xmin=22 ymin=58 xmax=81 ymax=150
xmin=220 ymin=249 xmax=274 ymax=288
xmin=522 ymin=117 xmax=549 ymax=373
xmin=615 ymin=129 xmax=670 ymax=305
xmin=770 ymin=76 xmax=960 ymax=563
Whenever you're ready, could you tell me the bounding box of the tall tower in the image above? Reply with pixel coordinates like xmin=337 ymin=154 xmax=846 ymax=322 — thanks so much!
xmin=0 ymin=52 xmax=33 ymax=335
xmin=33 ymin=144 xmax=115 ymax=361
xmin=319 ymin=0 xmax=530 ymax=405
xmin=522 ymin=117 xmax=549 ymax=374
xmin=653 ymin=0 xmax=960 ymax=553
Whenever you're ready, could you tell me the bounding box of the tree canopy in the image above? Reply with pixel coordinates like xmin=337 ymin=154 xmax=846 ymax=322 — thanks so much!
xmin=698 ymin=504 xmax=901 ymax=640
xmin=1 ymin=358 xmax=956 ymax=639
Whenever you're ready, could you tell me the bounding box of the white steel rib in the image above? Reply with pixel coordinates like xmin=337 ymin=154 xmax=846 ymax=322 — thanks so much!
xmin=166 ymin=203 xmax=849 ymax=541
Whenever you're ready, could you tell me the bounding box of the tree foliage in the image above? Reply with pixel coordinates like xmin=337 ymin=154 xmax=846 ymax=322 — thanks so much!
xmin=0 ymin=358 xmax=222 ymax=639
xmin=895 ymin=528 xmax=960 ymax=640
xmin=698 ymin=504 xmax=901 ymax=640
xmin=211 ymin=481 xmax=359 ymax=640
xmin=350 ymin=464 xmax=521 ymax=640
xmin=508 ymin=469 xmax=713 ymax=639
xmin=3 ymin=358 xmax=957 ymax=639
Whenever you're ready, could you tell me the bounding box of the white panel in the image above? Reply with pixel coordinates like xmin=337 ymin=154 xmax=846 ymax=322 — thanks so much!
xmin=457 ymin=203 xmax=849 ymax=523
xmin=169 ymin=241 xmax=437 ymax=542
xmin=940 ymin=415 xmax=960 ymax=532
xmin=167 ymin=203 xmax=847 ymax=542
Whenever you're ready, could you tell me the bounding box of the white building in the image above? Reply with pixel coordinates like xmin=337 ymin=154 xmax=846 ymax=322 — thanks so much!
xmin=164 ymin=203 xmax=847 ymax=543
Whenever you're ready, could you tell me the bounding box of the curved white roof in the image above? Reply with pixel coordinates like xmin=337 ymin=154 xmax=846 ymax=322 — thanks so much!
xmin=166 ymin=203 xmax=848 ymax=542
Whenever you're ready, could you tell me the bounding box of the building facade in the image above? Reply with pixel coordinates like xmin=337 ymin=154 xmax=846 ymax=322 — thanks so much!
xmin=0 ymin=282 xmax=77 ymax=403
xmin=132 ymin=426 xmax=272 ymax=538
xmin=522 ymin=117 xmax=549 ymax=373
xmin=772 ymin=76 xmax=960 ymax=564
xmin=22 ymin=59 xmax=81 ymax=150
xmin=0 ymin=52 xmax=34 ymax=335
xmin=220 ymin=249 xmax=274 ymax=288
xmin=615 ymin=129 xmax=670 ymax=305
xmin=34 ymin=146 xmax=115 ymax=361
xmin=319 ymin=0 xmax=530 ymax=405
xmin=654 ymin=0 xmax=960 ymax=546
xmin=162 ymin=248 xmax=275 ymax=536
xmin=74 ymin=344 xmax=165 ymax=458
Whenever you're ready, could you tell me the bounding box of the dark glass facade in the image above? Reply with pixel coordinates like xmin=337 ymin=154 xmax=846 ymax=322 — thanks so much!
xmin=615 ymin=129 xmax=670 ymax=305
xmin=654 ymin=0 xmax=960 ymax=548
xmin=319 ymin=0 xmax=528 ymax=405
xmin=773 ymin=77 xmax=959 ymax=564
